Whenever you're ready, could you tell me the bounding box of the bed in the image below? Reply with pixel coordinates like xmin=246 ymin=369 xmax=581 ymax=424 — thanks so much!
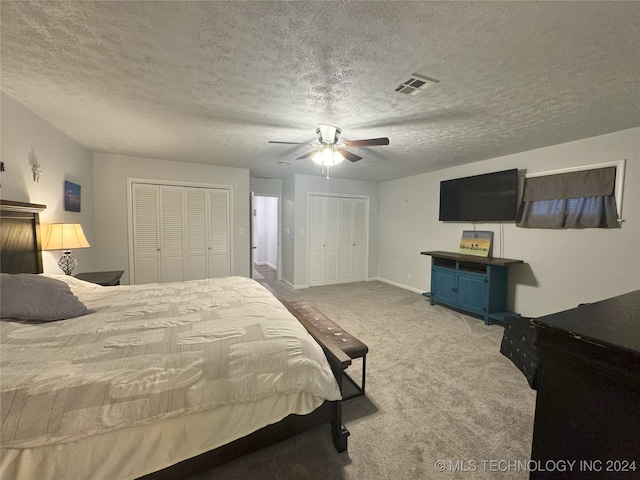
xmin=0 ymin=200 xmax=349 ymax=480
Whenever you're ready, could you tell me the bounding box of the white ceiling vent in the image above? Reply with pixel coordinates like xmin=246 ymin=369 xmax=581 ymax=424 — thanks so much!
xmin=395 ymin=74 xmax=439 ymax=95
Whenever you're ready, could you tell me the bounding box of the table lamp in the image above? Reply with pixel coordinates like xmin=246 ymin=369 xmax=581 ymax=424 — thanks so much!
xmin=42 ymin=223 xmax=91 ymax=275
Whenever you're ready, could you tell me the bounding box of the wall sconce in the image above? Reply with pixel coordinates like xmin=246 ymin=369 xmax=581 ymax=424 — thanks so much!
xmin=32 ymin=164 xmax=42 ymax=183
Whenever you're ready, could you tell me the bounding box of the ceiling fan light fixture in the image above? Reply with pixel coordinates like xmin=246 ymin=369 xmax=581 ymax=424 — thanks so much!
xmin=312 ymin=146 xmax=344 ymax=166
xmin=316 ymin=124 xmax=341 ymax=144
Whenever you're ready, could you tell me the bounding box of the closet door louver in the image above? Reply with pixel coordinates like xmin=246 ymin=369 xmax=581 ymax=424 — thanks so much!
xmin=309 ymin=196 xmax=326 ymax=286
xmin=339 ymin=198 xmax=354 ymax=282
xmin=351 ymin=198 xmax=367 ymax=281
xmin=207 ymin=188 xmax=230 ymax=278
xmin=309 ymin=196 xmax=341 ymax=286
xmin=160 ymin=186 xmax=185 ymax=283
xmin=324 ymin=197 xmax=340 ymax=284
xmin=132 ymin=183 xmax=160 ymax=285
xmin=185 ymin=188 xmax=207 ymax=281
xmin=339 ymin=198 xmax=366 ymax=282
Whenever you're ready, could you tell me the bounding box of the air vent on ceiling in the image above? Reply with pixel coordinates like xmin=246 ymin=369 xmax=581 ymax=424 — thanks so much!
xmin=395 ymin=73 xmax=439 ymax=95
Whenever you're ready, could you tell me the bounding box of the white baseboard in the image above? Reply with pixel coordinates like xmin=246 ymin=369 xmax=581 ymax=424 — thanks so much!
xmin=282 ymin=278 xmax=308 ymax=290
xmin=367 ymin=276 xmax=426 ymax=295
xmin=254 ymin=261 xmax=277 ymax=270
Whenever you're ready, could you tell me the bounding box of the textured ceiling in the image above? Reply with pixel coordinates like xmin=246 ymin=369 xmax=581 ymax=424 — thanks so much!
xmin=2 ymin=1 xmax=639 ymax=182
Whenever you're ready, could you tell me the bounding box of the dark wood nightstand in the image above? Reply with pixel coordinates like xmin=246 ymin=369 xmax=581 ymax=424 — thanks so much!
xmin=74 ymin=270 xmax=124 ymax=286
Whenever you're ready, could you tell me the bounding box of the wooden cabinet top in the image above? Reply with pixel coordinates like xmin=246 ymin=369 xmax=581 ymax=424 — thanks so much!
xmin=421 ymin=250 xmax=524 ymax=266
xmin=534 ymin=289 xmax=640 ymax=359
xmin=74 ymin=270 xmax=124 ymax=286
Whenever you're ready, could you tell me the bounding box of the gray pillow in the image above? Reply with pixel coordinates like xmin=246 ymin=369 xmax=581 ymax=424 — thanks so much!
xmin=0 ymin=273 xmax=91 ymax=322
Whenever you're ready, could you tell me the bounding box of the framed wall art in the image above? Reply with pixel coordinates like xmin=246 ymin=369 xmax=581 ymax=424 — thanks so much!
xmin=64 ymin=181 xmax=81 ymax=212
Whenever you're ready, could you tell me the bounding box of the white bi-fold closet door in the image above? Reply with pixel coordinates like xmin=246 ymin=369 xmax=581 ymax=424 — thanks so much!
xmin=131 ymin=182 xmax=230 ymax=285
xmin=309 ymin=195 xmax=367 ymax=287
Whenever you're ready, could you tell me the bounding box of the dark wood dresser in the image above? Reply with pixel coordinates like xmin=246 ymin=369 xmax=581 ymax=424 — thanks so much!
xmin=530 ymin=290 xmax=640 ymax=479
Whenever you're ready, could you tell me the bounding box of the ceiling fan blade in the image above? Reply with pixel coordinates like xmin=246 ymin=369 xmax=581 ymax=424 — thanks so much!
xmin=343 ymin=137 xmax=390 ymax=147
xmin=337 ymin=149 xmax=362 ymax=162
xmin=296 ymin=151 xmax=317 ymax=160
xmin=268 ymin=141 xmax=315 ymax=145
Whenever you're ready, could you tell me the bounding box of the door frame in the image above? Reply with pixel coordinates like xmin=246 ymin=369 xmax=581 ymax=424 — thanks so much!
xmin=250 ymin=192 xmax=282 ymax=281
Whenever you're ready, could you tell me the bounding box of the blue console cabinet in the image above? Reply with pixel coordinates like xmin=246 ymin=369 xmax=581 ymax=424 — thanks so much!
xmin=422 ymin=251 xmax=523 ymax=324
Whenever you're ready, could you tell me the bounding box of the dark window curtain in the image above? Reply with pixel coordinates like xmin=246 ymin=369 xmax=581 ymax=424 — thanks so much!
xmin=517 ymin=167 xmax=619 ymax=229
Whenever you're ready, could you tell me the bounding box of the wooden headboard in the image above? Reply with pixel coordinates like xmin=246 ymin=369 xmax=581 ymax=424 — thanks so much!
xmin=0 ymin=200 xmax=46 ymax=274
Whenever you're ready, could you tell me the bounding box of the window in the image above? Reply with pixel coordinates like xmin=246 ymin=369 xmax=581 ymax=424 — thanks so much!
xmin=517 ymin=161 xmax=625 ymax=229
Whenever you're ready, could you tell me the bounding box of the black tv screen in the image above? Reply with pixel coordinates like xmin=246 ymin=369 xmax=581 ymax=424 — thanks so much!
xmin=439 ymin=169 xmax=518 ymax=222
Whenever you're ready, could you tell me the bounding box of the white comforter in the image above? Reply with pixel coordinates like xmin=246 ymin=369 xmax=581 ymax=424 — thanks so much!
xmin=1 ymin=276 xmax=341 ymax=451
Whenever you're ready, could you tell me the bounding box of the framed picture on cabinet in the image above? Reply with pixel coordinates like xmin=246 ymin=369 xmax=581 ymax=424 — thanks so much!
xmin=458 ymin=230 xmax=493 ymax=257
xmin=64 ymin=181 xmax=81 ymax=212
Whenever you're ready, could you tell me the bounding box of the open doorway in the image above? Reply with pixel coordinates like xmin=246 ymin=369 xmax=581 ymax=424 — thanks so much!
xmin=252 ymin=195 xmax=280 ymax=282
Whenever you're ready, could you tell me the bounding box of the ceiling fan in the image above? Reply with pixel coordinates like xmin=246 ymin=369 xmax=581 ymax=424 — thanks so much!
xmin=268 ymin=124 xmax=389 ymax=176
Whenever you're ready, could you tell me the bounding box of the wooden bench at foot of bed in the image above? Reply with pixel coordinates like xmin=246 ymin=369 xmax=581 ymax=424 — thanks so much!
xmin=286 ymin=301 xmax=368 ymax=401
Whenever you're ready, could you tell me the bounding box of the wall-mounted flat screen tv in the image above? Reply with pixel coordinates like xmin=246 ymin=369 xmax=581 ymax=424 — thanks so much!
xmin=439 ymin=169 xmax=518 ymax=222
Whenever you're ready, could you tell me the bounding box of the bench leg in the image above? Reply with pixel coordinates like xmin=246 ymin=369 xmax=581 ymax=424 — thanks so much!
xmin=342 ymin=355 xmax=367 ymax=400
xmin=330 ymin=400 xmax=349 ymax=452
xmin=361 ymin=355 xmax=366 ymax=394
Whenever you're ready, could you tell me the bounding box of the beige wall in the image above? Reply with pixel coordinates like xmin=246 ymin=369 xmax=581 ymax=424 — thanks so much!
xmin=0 ymin=92 xmax=96 ymax=274
xmin=93 ymin=153 xmax=250 ymax=284
xmin=4 ymin=90 xmax=638 ymax=316
xmin=378 ymin=127 xmax=640 ymax=317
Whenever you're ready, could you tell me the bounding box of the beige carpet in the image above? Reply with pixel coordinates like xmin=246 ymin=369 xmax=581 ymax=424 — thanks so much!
xmin=189 ymin=280 xmax=536 ymax=480
xmin=252 ymin=269 xmax=265 ymax=280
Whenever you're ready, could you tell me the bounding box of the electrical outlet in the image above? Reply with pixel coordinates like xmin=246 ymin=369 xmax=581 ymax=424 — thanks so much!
xmin=407 ymin=273 xmax=411 ymax=280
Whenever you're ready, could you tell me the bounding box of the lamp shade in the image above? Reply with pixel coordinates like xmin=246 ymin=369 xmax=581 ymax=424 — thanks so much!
xmin=42 ymin=224 xmax=90 ymax=251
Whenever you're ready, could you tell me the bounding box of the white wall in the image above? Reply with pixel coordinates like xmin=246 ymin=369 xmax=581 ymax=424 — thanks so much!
xmin=0 ymin=92 xmax=96 ymax=274
xmin=378 ymin=127 xmax=640 ymax=317
xmin=250 ymin=177 xmax=282 ymax=197
xmin=292 ymin=174 xmax=380 ymax=288
xmin=92 ymin=153 xmax=250 ymax=284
